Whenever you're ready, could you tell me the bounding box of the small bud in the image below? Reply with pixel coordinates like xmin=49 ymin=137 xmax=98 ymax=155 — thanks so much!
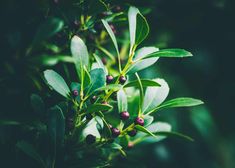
xmin=73 ymin=90 xmax=79 ymax=96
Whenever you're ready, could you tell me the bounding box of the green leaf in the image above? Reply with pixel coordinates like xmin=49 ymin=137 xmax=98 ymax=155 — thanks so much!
xmin=153 ymin=97 xmax=204 ymax=112
xmin=127 ymin=57 xmax=159 ymax=74
xmin=124 ymin=79 xmax=161 ymax=88
xmin=33 ymin=18 xmax=64 ymax=46
xmin=133 ymin=46 xmax=159 ymax=61
xmin=143 ymin=79 xmax=169 ymax=114
xmin=86 ymin=104 xmax=113 ymax=114
xmin=144 ymin=115 xmax=154 ymax=127
xmin=93 ymin=54 xmax=108 ymax=75
xmin=47 ymin=106 xmax=65 ymax=145
xmin=117 ymin=89 xmax=128 ymax=112
xmin=142 ymin=122 xmax=172 ymax=143
xmin=101 ymin=20 xmax=120 ymax=57
xmin=44 ymin=70 xmax=70 ymax=98
xmin=109 ymin=143 xmax=122 ymax=150
xmin=96 ymin=84 xmax=122 ymax=92
xmin=70 ymin=82 xmax=81 ymax=92
xmin=128 ymin=6 xmax=149 ymax=49
xmin=135 ymin=125 xmax=156 ymax=137
xmin=16 ymin=141 xmax=46 ymax=167
xmin=135 ymin=73 xmax=144 ymax=115
xmin=82 ymin=118 xmax=101 ymax=138
xmin=127 ymin=47 xmax=159 ymax=74
xmin=31 ymin=55 xmax=74 ymax=66
xmin=144 ymin=49 xmax=192 ymax=58
xmin=70 ymin=35 xmax=89 ymax=79
xmin=30 ymin=94 xmax=45 ymax=116
xmin=84 ymin=66 xmax=91 ymax=87
xmin=87 ymin=68 xmax=106 ymax=93
xmin=154 ymin=131 xmax=194 ymax=142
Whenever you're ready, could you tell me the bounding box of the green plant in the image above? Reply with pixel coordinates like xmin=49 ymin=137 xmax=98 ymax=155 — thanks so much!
xmin=21 ymin=6 xmax=203 ymax=168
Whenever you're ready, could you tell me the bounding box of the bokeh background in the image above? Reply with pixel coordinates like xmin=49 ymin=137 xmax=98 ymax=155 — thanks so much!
xmin=0 ymin=0 xmax=234 ymax=168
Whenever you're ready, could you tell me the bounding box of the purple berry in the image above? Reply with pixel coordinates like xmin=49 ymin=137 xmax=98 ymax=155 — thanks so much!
xmin=73 ymin=90 xmax=79 ymax=96
xmin=120 ymin=111 xmax=130 ymax=120
xmin=119 ymin=76 xmax=126 ymax=84
xmin=128 ymin=129 xmax=137 ymax=137
xmin=134 ymin=117 xmax=144 ymax=126
xmin=101 ymin=57 xmax=107 ymax=65
xmin=86 ymin=134 xmax=96 ymax=144
xmin=111 ymin=128 xmax=120 ymax=138
xmin=106 ymin=75 xmax=114 ymax=84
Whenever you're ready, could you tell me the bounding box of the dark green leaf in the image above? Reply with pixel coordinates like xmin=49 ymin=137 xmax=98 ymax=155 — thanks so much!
xmin=88 ymin=68 xmax=106 ymax=93
xmin=30 ymin=94 xmax=45 ymax=116
xmin=0 ymin=120 xmax=21 ymax=126
xmin=96 ymin=84 xmax=122 ymax=92
xmin=44 ymin=70 xmax=70 ymax=98
xmin=154 ymin=131 xmax=194 ymax=142
xmin=86 ymin=104 xmax=113 ymax=114
xmin=47 ymin=106 xmax=65 ymax=145
xmin=16 ymin=141 xmax=46 ymax=167
xmin=135 ymin=125 xmax=156 ymax=137
xmin=33 ymin=18 xmax=64 ymax=46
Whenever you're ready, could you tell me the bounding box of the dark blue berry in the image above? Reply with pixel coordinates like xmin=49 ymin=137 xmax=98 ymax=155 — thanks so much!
xmin=111 ymin=128 xmax=120 ymax=138
xmin=86 ymin=134 xmax=96 ymax=144
xmin=119 ymin=76 xmax=127 ymax=84
xmin=106 ymin=75 xmax=114 ymax=84
xmin=128 ymin=129 xmax=137 ymax=137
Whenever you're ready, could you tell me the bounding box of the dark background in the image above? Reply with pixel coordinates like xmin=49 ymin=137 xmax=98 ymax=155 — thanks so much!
xmin=0 ymin=0 xmax=235 ymax=167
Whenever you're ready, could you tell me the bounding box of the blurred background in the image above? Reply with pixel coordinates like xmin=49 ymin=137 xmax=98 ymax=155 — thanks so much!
xmin=0 ymin=0 xmax=234 ymax=168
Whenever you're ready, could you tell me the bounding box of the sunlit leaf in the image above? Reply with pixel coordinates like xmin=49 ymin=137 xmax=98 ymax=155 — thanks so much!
xmin=117 ymin=89 xmax=128 ymax=112
xmin=44 ymin=70 xmax=70 ymax=98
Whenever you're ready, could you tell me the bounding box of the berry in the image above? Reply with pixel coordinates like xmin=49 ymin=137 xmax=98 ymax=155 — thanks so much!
xmin=113 ymin=6 xmax=121 ymax=12
xmin=134 ymin=117 xmax=144 ymax=126
xmin=127 ymin=142 xmax=134 ymax=149
xmin=73 ymin=90 xmax=79 ymax=96
xmin=86 ymin=113 xmax=93 ymax=120
xmin=120 ymin=111 xmax=130 ymax=120
xmin=90 ymin=95 xmax=97 ymax=104
xmin=86 ymin=134 xmax=96 ymax=144
xmin=111 ymin=128 xmax=120 ymax=138
xmin=106 ymin=75 xmax=114 ymax=84
xmin=128 ymin=129 xmax=137 ymax=137
xmin=119 ymin=76 xmax=127 ymax=84
xmin=101 ymin=57 xmax=107 ymax=65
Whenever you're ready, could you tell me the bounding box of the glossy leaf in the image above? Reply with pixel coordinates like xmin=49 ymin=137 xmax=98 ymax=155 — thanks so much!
xmin=144 ymin=115 xmax=154 ymax=127
xmin=128 ymin=7 xmax=149 ymax=49
xmin=133 ymin=46 xmax=159 ymax=61
xmin=143 ymin=79 xmax=169 ymax=114
xmin=127 ymin=57 xmax=159 ymax=74
xmin=93 ymin=54 xmax=108 ymax=75
xmin=101 ymin=19 xmax=120 ymax=57
xmin=44 ymin=70 xmax=70 ymax=98
xmin=82 ymin=118 xmax=101 ymax=138
xmin=145 ymin=49 xmax=192 ymax=58
xmin=88 ymin=68 xmax=106 ymax=93
xmin=152 ymin=97 xmax=204 ymax=112
xmin=96 ymin=84 xmax=122 ymax=92
xmin=154 ymin=131 xmax=194 ymax=142
xmin=117 ymin=89 xmax=128 ymax=112
xmin=135 ymin=125 xmax=156 ymax=137
xmin=70 ymin=35 xmax=89 ymax=79
xmin=124 ymin=79 xmax=161 ymax=88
